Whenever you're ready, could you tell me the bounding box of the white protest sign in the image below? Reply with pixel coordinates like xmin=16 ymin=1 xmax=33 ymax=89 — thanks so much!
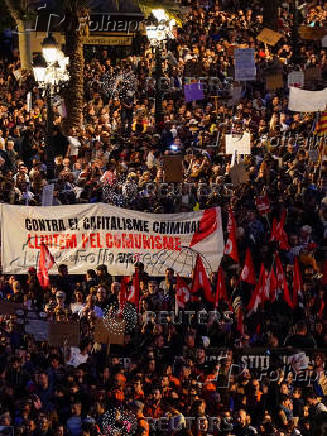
xmin=67 ymin=347 xmax=88 ymax=367
xmin=288 ymin=71 xmax=304 ymax=88
xmin=288 ymin=87 xmax=327 ymax=112
xmin=225 ymin=133 xmax=251 ymax=155
xmin=235 ymin=48 xmax=256 ymax=82
xmin=1 ymin=204 xmax=224 ymax=277
xmin=42 ymin=185 xmax=54 ymax=206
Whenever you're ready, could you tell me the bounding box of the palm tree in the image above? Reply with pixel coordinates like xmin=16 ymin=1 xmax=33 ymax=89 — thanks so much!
xmin=4 ymin=0 xmax=34 ymax=70
xmin=62 ymin=0 xmax=89 ymax=132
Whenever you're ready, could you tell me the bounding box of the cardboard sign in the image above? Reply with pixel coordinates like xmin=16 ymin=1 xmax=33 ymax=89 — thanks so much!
xmin=25 ymin=320 xmax=49 ymax=341
xmin=163 ymin=155 xmax=184 ymax=183
xmin=0 ymin=301 xmax=23 ymax=315
xmin=48 ymin=321 xmax=80 ymax=346
xmin=304 ymin=66 xmax=322 ymax=83
xmin=229 ymin=163 xmax=249 ymax=186
xmin=299 ymin=26 xmax=327 ymax=40
xmin=265 ymin=73 xmax=284 ymax=90
xmin=257 ymin=28 xmax=282 ymax=45
xmin=94 ymin=318 xmax=125 ymax=345
xmin=288 ymin=71 xmax=304 ymax=88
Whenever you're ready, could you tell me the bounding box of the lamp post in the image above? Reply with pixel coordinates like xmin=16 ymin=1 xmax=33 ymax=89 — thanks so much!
xmin=33 ymin=34 xmax=69 ymax=179
xmin=291 ymin=0 xmax=301 ymax=68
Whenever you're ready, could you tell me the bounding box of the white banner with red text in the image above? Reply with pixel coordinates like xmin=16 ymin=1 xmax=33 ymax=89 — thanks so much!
xmin=1 ymin=204 xmax=224 ymax=277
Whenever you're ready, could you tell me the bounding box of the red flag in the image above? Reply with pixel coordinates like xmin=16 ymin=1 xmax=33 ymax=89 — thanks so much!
xmin=128 ymin=269 xmax=140 ymax=311
xmin=176 ymin=276 xmax=190 ymax=309
xmin=192 ymin=255 xmax=215 ymax=303
xmin=37 ymin=244 xmax=54 ymax=288
xmin=247 ymin=263 xmax=266 ymax=312
xmin=224 ymin=208 xmax=239 ymax=263
xmin=270 ymin=210 xmax=289 ymax=250
xmin=275 ymin=254 xmax=293 ymax=308
xmin=319 ymin=300 xmax=325 ymax=319
xmin=215 ymin=266 xmax=228 ymax=309
xmin=119 ymin=277 xmax=130 ymax=314
xmin=240 ymin=248 xmax=256 ymax=285
xmin=268 ymin=267 xmax=277 ymax=303
xmin=292 ymin=257 xmax=302 ymax=308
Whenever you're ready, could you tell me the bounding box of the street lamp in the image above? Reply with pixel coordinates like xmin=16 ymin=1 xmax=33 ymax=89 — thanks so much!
xmin=33 ymin=33 xmax=69 ymax=179
xmin=291 ymin=0 xmax=301 ymax=68
xmin=146 ymin=12 xmax=173 ymax=130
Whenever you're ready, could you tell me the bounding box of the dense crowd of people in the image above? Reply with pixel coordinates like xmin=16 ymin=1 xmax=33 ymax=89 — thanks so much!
xmin=0 ymin=0 xmax=327 ymax=435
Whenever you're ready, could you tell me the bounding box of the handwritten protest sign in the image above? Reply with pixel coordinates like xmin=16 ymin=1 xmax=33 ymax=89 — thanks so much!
xmin=226 ymin=133 xmax=251 ymax=155
xmin=48 ymin=321 xmax=80 ymax=346
xmin=257 ymin=28 xmax=282 ymax=45
xmin=234 ymin=48 xmax=256 ymax=81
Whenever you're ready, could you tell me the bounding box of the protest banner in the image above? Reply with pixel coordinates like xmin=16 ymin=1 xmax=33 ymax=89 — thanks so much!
xmin=288 ymin=87 xmax=327 ymax=112
xmin=257 ymin=28 xmax=282 ymax=45
xmin=234 ymin=48 xmax=256 ymax=82
xmin=225 ymin=133 xmax=251 ymax=155
xmin=1 ymin=204 xmax=224 ymax=277
xmin=25 ymin=320 xmax=49 ymax=341
xmin=288 ymin=71 xmax=304 ymax=88
xmin=265 ymin=73 xmax=283 ymax=91
xmin=0 ymin=301 xmax=23 ymax=315
xmin=184 ymin=82 xmax=204 ymax=102
xmin=48 ymin=321 xmax=80 ymax=346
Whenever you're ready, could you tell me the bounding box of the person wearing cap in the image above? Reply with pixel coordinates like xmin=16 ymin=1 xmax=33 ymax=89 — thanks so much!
xmin=95 ymin=264 xmax=112 ymax=288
